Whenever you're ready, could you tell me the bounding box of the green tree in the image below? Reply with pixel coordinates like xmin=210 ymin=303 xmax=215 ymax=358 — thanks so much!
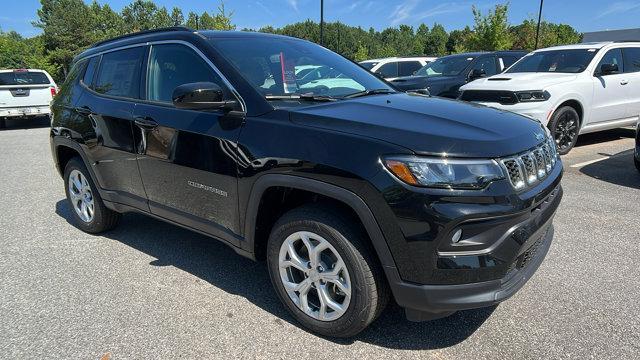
xmin=354 ymin=44 xmax=369 ymax=62
xmin=425 ymin=23 xmax=448 ymax=56
xmin=153 ymin=7 xmax=173 ymax=28
xmin=121 ymin=0 xmax=158 ymax=32
xmin=446 ymin=26 xmax=472 ymax=53
xmin=467 ymin=3 xmax=513 ymax=51
xmin=170 ymin=7 xmax=184 ymax=26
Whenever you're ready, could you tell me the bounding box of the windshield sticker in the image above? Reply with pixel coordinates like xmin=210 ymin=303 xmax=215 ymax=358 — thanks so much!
xmin=280 ymin=52 xmax=298 ymax=94
xmin=467 ymin=57 xmax=473 ymax=61
xmin=588 ymin=48 xmax=596 ymax=52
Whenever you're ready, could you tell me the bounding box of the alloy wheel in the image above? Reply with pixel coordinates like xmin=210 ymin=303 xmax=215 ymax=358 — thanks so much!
xmin=68 ymin=169 xmax=95 ymax=223
xmin=278 ymin=231 xmax=351 ymax=321
xmin=553 ymin=111 xmax=578 ymax=153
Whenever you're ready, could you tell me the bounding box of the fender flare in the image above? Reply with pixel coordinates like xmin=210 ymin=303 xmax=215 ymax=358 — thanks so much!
xmin=243 ymin=174 xmax=398 ymax=272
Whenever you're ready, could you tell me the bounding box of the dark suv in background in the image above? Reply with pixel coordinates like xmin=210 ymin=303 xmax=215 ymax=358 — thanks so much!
xmin=389 ymin=50 xmax=527 ymax=97
xmin=50 ymin=28 xmax=562 ymax=337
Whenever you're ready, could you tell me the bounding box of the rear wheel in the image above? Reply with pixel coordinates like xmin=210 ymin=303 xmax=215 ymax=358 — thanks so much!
xmin=0 ymin=118 xmax=6 ymax=129
xmin=267 ymin=205 xmax=389 ymax=337
xmin=64 ymin=157 xmax=120 ymax=233
xmin=548 ymin=106 xmax=580 ymax=155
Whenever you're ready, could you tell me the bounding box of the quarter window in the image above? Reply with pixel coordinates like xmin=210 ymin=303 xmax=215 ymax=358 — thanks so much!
xmin=82 ymin=56 xmax=99 ymax=87
xmin=94 ymin=47 xmax=144 ymax=98
xmin=623 ymin=48 xmax=640 ymax=73
xmin=146 ymin=44 xmax=229 ymax=103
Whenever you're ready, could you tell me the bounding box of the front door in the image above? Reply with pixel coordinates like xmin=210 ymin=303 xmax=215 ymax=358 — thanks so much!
xmin=133 ymin=42 xmax=244 ymax=243
xmin=591 ymin=48 xmax=629 ymax=125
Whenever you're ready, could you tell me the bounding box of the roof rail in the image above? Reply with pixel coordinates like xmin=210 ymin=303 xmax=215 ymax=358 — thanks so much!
xmin=613 ymin=40 xmax=640 ymax=43
xmin=91 ymin=26 xmax=194 ymax=48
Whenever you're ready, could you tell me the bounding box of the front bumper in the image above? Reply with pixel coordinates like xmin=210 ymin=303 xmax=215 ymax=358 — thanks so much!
xmin=392 ymin=220 xmax=555 ymax=320
xmin=0 ymin=106 xmax=51 ymax=118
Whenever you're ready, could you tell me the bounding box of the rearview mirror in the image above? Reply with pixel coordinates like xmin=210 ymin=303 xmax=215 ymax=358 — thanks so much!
xmin=598 ymin=63 xmax=619 ymax=76
xmin=172 ymin=82 xmax=236 ymax=111
xmin=468 ymin=68 xmax=486 ymax=80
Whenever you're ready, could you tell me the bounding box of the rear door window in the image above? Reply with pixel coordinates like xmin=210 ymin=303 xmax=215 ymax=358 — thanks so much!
xmin=623 ymin=48 xmax=640 ymax=73
xmin=398 ymin=61 xmax=423 ymax=76
xmin=0 ymin=71 xmax=50 ymax=85
xmin=94 ymin=47 xmax=145 ymax=98
xmin=377 ymin=62 xmax=398 ymax=78
xmin=146 ymin=43 xmax=231 ymax=103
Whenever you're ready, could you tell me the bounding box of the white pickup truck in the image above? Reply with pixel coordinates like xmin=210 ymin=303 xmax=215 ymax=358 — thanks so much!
xmin=0 ymin=69 xmax=57 ymax=128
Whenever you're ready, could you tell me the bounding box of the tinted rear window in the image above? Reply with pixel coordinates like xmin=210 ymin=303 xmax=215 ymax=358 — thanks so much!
xmin=0 ymin=71 xmax=50 ymax=85
xmin=94 ymin=47 xmax=144 ymax=98
xmin=623 ymin=48 xmax=640 ymax=73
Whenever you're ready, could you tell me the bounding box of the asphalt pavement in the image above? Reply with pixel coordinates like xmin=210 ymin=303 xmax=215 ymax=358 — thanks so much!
xmin=1 ymin=119 xmax=638 ymax=359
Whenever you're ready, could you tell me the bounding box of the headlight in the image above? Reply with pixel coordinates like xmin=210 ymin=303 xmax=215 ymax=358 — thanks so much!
xmin=516 ymin=90 xmax=549 ymax=102
xmin=383 ymin=156 xmax=505 ymax=189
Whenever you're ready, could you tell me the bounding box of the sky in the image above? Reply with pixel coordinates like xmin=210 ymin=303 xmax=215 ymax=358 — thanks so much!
xmin=2 ymin=0 xmax=640 ymax=38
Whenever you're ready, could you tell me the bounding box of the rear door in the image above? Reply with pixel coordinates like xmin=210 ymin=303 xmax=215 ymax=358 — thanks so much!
xmin=622 ymin=47 xmax=640 ymax=118
xmin=591 ymin=48 xmax=629 ymax=124
xmin=133 ymin=42 xmax=244 ymax=243
xmin=0 ymin=70 xmax=55 ymax=110
xmin=74 ymin=47 xmax=148 ymax=211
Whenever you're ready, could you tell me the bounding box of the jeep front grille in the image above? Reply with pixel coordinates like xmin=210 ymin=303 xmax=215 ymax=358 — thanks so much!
xmin=500 ymin=139 xmax=558 ymax=191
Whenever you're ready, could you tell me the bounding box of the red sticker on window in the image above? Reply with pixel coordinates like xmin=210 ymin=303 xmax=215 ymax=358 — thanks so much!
xmin=280 ymin=52 xmax=298 ymax=94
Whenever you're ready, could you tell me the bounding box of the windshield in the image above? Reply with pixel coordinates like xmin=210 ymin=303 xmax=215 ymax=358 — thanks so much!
xmin=0 ymin=71 xmax=50 ymax=86
xmin=415 ymin=56 xmax=474 ymax=77
xmin=212 ymin=37 xmax=394 ymax=98
xmin=506 ymin=49 xmax=598 ymax=73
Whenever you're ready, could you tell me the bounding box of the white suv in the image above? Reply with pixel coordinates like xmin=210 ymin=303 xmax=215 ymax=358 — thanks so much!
xmin=0 ymin=69 xmax=57 ymax=128
xmin=459 ymin=42 xmax=640 ymax=154
xmin=359 ymin=57 xmax=436 ymax=81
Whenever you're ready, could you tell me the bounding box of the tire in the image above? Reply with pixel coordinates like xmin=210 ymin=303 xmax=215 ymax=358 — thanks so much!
xmin=635 ymin=156 xmax=640 ymax=173
xmin=548 ymin=106 xmax=580 ymax=155
xmin=63 ymin=157 xmax=120 ymax=233
xmin=266 ymin=204 xmax=389 ymax=337
xmin=0 ymin=118 xmax=6 ymax=129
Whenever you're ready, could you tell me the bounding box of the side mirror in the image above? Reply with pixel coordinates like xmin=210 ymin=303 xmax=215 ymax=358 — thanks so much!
xmin=172 ymin=82 xmax=236 ymax=111
xmin=598 ymin=63 xmax=619 ymax=76
xmin=469 ymin=68 xmax=486 ymax=80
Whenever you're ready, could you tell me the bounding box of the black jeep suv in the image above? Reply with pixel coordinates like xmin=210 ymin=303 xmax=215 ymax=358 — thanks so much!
xmin=389 ymin=51 xmax=527 ymax=98
xmin=50 ymin=28 xmax=562 ymax=337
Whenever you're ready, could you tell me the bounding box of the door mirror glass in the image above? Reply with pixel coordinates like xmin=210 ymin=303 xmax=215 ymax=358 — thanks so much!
xmin=599 ymin=63 xmax=619 ymax=76
xmin=469 ymin=68 xmax=486 ymax=80
xmin=172 ymin=82 xmax=235 ymax=110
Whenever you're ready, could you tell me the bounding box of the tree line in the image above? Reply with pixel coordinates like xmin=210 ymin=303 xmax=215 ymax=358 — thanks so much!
xmin=0 ymin=1 xmax=582 ymax=82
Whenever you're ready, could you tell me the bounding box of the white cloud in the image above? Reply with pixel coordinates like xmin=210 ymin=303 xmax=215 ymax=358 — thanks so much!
xmin=390 ymin=0 xmax=468 ymax=26
xmin=287 ymin=0 xmax=299 ymax=12
xmin=596 ymin=1 xmax=640 ymax=19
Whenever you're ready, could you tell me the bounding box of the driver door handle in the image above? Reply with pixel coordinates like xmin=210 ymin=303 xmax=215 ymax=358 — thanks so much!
xmin=620 ymin=80 xmax=629 ymax=85
xmin=134 ymin=116 xmax=158 ymax=130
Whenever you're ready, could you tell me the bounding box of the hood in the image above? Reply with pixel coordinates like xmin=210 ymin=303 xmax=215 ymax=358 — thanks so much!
xmin=462 ymin=72 xmax=578 ymax=91
xmin=389 ymin=75 xmax=454 ymax=92
xmin=289 ymin=93 xmax=548 ymax=158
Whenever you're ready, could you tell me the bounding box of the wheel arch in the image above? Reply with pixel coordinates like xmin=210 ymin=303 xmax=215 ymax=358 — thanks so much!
xmin=552 ymin=98 xmax=584 ymax=128
xmin=243 ymin=174 xmax=397 ymax=273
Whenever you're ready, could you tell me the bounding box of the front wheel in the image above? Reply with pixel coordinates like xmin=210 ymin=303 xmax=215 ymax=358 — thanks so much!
xmin=64 ymin=157 xmax=120 ymax=233
xmin=267 ymin=205 xmax=389 ymax=337
xmin=548 ymin=106 xmax=580 ymax=155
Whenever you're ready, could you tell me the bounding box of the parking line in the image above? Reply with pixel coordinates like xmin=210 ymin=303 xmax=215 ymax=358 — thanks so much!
xmin=570 ymin=157 xmax=609 ymax=168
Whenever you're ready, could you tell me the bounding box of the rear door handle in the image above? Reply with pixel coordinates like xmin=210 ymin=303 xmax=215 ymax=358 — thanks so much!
xmin=621 ymin=80 xmax=629 ymax=85
xmin=134 ymin=116 xmax=158 ymax=130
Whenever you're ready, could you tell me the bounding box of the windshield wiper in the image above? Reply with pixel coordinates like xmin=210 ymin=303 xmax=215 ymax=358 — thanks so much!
xmin=265 ymin=93 xmax=338 ymax=102
xmin=342 ymin=88 xmax=395 ymax=99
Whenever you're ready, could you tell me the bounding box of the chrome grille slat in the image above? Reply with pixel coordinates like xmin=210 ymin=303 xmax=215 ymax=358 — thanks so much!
xmin=500 ymin=140 xmax=558 ymax=191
